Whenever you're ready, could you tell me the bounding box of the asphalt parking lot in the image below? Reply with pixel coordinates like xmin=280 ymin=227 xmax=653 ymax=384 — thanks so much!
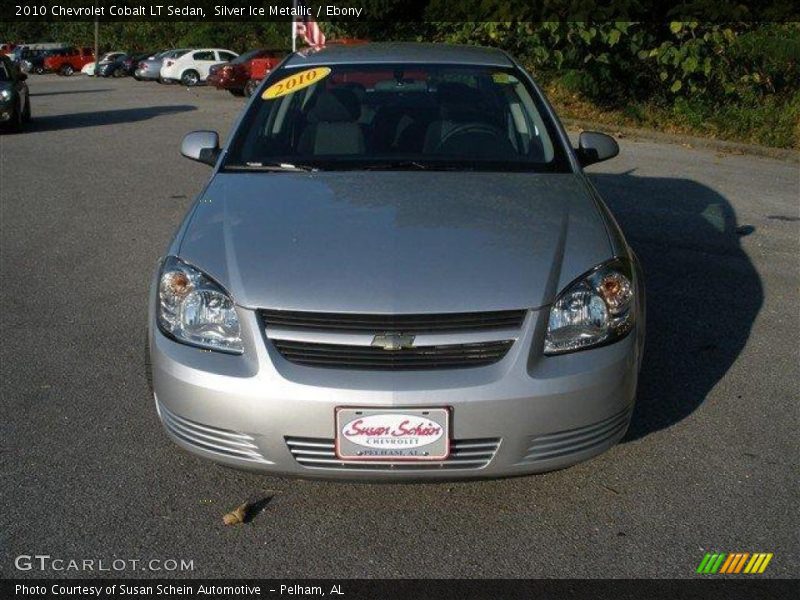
xmin=1 ymin=74 xmax=798 ymax=579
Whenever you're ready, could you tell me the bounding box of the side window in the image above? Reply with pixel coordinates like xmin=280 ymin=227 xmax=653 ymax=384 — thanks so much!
xmin=0 ymin=60 xmax=9 ymax=82
xmin=218 ymin=51 xmax=237 ymax=62
xmin=193 ymin=51 xmax=215 ymax=61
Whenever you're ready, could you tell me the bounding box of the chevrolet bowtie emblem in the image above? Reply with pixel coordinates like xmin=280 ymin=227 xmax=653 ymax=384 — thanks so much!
xmin=371 ymin=333 xmax=416 ymax=351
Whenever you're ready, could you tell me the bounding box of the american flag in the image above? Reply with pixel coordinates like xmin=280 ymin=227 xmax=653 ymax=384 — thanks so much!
xmin=294 ymin=1 xmax=326 ymax=48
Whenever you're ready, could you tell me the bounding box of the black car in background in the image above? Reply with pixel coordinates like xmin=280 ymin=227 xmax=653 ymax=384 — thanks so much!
xmin=0 ymin=54 xmax=30 ymax=131
xmin=100 ymin=51 xmax=156 ymax=77
xmin=97 ymin=54 xmax=130 ymax=77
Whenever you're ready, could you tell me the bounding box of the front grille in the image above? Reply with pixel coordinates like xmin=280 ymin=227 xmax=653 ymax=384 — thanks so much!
xmin=516 ymin=408 xmax=632 ymax=464
xmin=272 ymin=339 xmax=513 ymax=370
xmin=157 ymin=401 xmax=268 ymax=464
xmin=286 ymin=437 xmax=500 ymax=470
xmin=261 ymin=309 xmax=526 ymax=333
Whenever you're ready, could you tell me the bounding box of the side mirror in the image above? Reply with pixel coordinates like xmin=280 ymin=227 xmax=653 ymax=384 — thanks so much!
xmin=181 ymin=130 xmax=220 ymax=166
xmin=576 ymin=131 xmax=619 ymax=167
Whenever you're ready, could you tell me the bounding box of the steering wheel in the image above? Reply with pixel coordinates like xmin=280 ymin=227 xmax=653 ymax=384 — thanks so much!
xmin=433 ymin=122 xmax=505 ymax=153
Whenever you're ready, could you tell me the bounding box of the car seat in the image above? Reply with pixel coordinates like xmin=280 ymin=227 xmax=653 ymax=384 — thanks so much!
xmin=297 ymin=89 xmax=365 ymax=155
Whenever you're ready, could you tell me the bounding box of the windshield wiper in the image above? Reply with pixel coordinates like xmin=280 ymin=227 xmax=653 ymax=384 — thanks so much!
xmin=363 ymin=161 xmax=429 ymax=171
xmin=225 ymin=162 xmax=318 ymax=172
xmin=362 ymin=161 xmax=463 ymax=171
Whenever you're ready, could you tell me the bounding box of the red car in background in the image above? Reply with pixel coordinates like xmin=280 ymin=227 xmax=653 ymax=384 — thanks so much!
xmin=44 ymin=47 xmax=95 ymax=76
xmin=207 ymin=48 xmax=285 ymax=97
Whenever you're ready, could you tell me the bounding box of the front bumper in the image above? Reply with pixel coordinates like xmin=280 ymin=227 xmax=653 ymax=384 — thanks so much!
xmin=149 ymin=283 xmax=642 ymax=481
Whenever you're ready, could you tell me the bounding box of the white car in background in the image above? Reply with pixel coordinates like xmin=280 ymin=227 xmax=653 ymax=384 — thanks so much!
xmin=82 ymin=51 xmax=126 ymax=76
xmin=159 ymin=48 xmax=238 ymax=86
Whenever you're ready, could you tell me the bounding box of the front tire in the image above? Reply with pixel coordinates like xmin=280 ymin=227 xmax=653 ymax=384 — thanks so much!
xmin=244 ymin=79 xmax=259 ymax=97
xmin=22 ymin=97 xmax=31 ymax=123
xmin=60 ymin=65 xmax=74 ymax=76
xmin=180 ymin=70 xmax=200 ymax=87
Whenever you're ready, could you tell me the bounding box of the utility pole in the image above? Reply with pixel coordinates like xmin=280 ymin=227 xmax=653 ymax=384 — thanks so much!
xmin=93 ymin=0 xmax=99 ymax=74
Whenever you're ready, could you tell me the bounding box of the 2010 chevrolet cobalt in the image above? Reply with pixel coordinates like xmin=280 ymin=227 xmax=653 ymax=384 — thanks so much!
xmin=148 ymin=43 xmax=645 ymax=480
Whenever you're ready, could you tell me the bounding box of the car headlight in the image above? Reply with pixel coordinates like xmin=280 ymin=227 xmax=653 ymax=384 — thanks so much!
xmin=156 ymin=256 xmax=243 ymax=354
xmin=544 ymin=258 xmax=635 ymax=355
xmin=0 ymin=89 xmax=11 ymax=101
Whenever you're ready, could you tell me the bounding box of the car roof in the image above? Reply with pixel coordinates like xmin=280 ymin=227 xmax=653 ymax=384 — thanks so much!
xmin=284 ymin=42 xmax=514 ymax=68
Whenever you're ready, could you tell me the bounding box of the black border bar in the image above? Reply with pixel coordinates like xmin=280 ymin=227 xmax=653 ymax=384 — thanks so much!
xmin=1 ymin=1 xmax=799 ymax=22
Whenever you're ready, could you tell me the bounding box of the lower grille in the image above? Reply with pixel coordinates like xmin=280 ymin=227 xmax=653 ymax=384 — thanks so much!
xmin=158 ymin=401 xmax=268 ymax=464
xmin=272 ymin=340 xmax=513 ymax=370
xmin=286 ymin=437 xmax=500 ymax=470
xmin=517 ymin=408 xmax=631 ymax=464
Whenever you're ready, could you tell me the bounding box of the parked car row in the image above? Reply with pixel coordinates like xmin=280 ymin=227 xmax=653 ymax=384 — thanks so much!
xmin=4 ymin=42 xmax=287 ymax=94
xmin=129 ymin=47 xmax=286 ymax=95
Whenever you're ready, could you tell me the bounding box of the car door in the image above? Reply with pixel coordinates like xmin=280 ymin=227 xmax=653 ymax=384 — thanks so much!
xmin=15 ymin=61 xmax=28 ymax=110
xmin=190 ymin=50 xmax=217 ymax=80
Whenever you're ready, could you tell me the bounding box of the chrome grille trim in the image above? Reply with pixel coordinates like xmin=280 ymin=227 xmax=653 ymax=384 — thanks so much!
xmin=261 ymin=309 xmax=526 ymax=333
xmin=271 ymin=340 xmax=513 ymax=370
xmin=285 ymin=437 xmax=501 ymax=470
xmin=261 ymin=310 xmax=526 ymax=370
xmin=265 ymin=326 xmax=522 ymax=348
xmin=158 ymin=401 xmax=269 ymax=464
xmin=518 ymin=408 xmax=631 ymax=464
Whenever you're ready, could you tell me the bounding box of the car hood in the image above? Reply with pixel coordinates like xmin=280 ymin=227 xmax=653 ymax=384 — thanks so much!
xmin=178 ymin=171 xmax=612 ymax=313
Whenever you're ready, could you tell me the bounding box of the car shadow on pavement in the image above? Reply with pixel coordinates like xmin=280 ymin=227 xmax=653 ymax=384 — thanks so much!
xmin=590 ymin=172 xmax=763 ymax=442
xmin=28 ymin=105 xmax=196 ymax=132
xmin=30 ymin=88 xmax=114 ymax=97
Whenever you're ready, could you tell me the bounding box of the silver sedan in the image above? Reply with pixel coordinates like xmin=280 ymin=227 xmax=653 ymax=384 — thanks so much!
xmin=148 ymin=43 xmax=645 ymax=480
xmin=134 ymin=49 xmax=188 ymax=81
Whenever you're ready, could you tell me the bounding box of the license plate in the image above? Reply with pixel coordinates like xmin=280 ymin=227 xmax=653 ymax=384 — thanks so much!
xmin=335 ymin=408 xmax=450 ymax=461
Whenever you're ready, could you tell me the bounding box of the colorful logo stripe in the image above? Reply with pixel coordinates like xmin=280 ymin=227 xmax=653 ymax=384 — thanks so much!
xmin=697 ymin=552 xmax=773 ymax=574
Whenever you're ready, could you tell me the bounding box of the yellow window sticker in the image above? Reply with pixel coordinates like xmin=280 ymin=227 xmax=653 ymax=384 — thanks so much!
xmin=492 ymin=72 xmax=517 ymax=84
xmin=262 ymin=67 xmax=332 ymax=100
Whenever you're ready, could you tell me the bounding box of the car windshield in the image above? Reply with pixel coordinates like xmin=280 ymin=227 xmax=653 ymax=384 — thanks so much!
xmin=225 ymin=63 xmax=569 ymax=172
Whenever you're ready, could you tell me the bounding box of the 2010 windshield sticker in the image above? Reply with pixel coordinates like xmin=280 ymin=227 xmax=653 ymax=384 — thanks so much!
xmin=262 ymin=67 xmax=332 ymax=100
